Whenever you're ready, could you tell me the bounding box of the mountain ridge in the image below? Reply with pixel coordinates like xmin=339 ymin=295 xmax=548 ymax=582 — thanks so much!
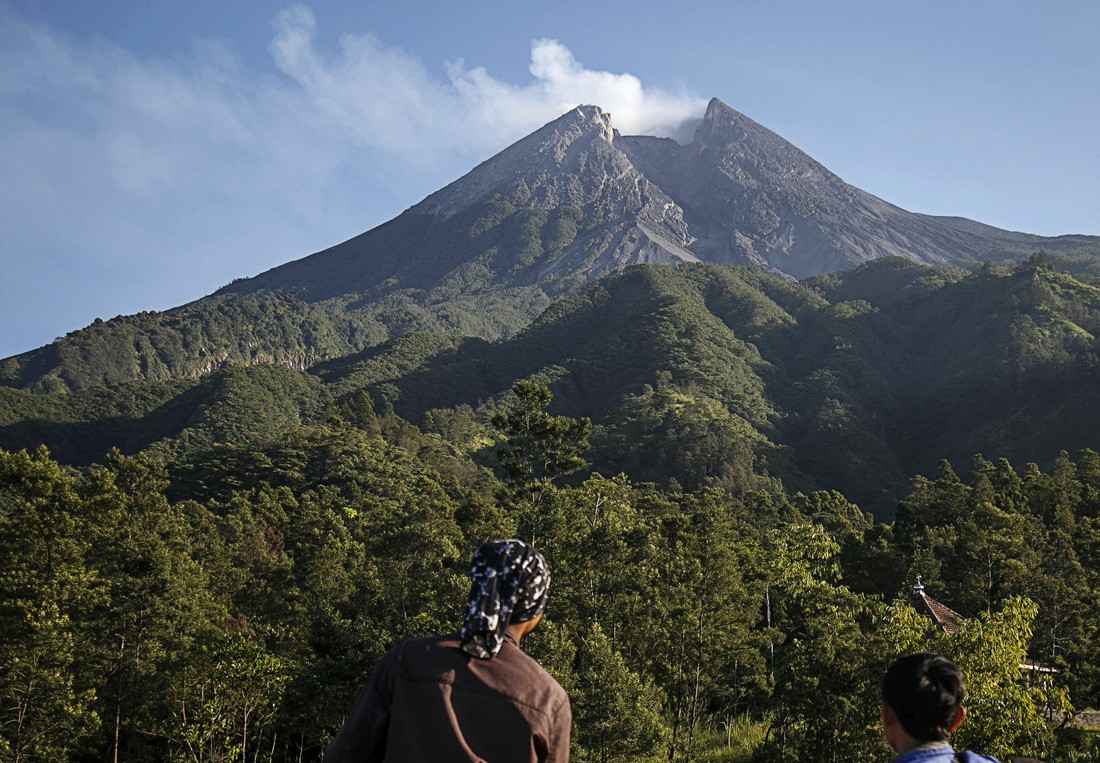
xmin=4 ymin=98 xmax=1099 ymax=393
xmin=6 ymin=258 xmax=1100 ymax=518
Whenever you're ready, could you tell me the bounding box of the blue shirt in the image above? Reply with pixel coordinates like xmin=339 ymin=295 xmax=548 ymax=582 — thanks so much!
xmin=893 ymin=741 xmax=1001 ymax=763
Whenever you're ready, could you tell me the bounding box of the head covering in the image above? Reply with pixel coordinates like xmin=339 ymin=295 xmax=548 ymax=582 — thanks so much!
xmin=459 ymin=539 xmax=550 ymax=659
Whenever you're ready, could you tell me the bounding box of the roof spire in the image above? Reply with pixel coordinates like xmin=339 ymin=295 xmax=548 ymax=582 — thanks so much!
xmin=913 ymin=574 xmax=925 ymax=594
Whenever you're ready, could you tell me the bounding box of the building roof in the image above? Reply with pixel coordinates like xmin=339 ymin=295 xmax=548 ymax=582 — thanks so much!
xmin=907 ymin=577 xmax=1057 ymax=675
xmin=909 ymin=577 xmax=964 ymax=634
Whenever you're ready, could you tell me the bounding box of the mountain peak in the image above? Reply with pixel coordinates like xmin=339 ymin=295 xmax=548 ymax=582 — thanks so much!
xmin=7 ymin=99 xmax=1100 ymax=394
xmin=693 ymin=96 xmax=792 ymax=153
xmin=549 ymin=103 xmax=617 ymax=146
xmin=412 ymin=103 xmax=623 ymax=220
xmin=541 ymin=103 xmax=615 ymax=144
xmin=703 ymin=97 xmax=737 ymax=120
xmin=568 ymin=103 xmax=612 ymax=125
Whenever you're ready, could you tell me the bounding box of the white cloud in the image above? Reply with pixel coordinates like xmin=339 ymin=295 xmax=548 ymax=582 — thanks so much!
xmin=0 ymin=3 xmax=705 ymax=357
xmin=266 ymin=5 xmax=705 ymax=154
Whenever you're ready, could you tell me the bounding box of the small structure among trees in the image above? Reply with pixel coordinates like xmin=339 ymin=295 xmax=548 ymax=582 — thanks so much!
xmin=910 ymin=575 xmax=964 ymax=635
xmin=909 ymin=575 xmax=1057 ymax=688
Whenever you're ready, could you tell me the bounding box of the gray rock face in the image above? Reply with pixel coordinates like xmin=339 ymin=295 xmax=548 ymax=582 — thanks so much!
xmin=622 ymin=99 xmax=1035 ymax=279
xmin=412 ymin=105 xmax=697 ymax=281
xmin=233 ymin=97 xmax=1098 ymax=298
xmin=412 ymin=97 xmax=1100 ymax=282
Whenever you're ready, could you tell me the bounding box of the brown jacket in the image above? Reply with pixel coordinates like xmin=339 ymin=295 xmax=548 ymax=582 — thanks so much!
xmin=325 ymin=633 xmax=571 ymax=762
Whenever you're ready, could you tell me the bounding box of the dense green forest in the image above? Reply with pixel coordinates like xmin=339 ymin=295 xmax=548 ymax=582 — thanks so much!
xmin=5 ymin=257 xmax=1100 ymax=518
xmin=3 ymin=379 xmax=1100 ymax=761
xmin=5 ymin=256 xmax=1100 ymax=760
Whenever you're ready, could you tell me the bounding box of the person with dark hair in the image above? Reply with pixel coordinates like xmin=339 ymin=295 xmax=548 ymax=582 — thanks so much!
xmin=326 ymin=539 xmax=571 ymax=762
xmin=881 ymin=652 xmax=1000 ymax=762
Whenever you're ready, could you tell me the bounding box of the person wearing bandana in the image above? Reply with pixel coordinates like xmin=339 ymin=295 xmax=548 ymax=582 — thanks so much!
xmin=326 ymin=539 xmax=571 ymax=761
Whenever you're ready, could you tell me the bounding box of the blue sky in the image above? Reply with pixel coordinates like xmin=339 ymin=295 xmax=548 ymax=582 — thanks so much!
xmin=2 ymin=1 xmax=1097 ymax=359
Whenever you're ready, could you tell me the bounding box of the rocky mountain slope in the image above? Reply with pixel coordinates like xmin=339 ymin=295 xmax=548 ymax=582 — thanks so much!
xmin=3 ymin=99 xmax=1098 ymax=393
xmin=222 ymin=97 xmax=1099 ymax=291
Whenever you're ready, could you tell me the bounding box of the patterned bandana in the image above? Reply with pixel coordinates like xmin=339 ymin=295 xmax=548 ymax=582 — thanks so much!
xmin=459 ymin=539 xmax=550 ymax=660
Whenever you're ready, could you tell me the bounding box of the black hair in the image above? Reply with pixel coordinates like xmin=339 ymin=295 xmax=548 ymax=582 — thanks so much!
xmin=882 ymin=652 xmax=966 ymax=742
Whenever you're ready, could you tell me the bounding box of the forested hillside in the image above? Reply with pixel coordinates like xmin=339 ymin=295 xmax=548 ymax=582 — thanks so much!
xmin=5 ymin=101 xmax=1099 ymax=396
xmin=3 ymin=385 xmax=1100 ymax=761
xmin=4 ymin=257 xmax=1100 ymax=518
xmin=5 ymin=255 xmax=1100 ymax=760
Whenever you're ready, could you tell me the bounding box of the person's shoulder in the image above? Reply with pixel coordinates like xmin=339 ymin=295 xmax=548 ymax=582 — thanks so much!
xmin=958 ymin=752 xmax=1002 ymax=763
xmin=390 ymin=633 xmax=460 ymax=659
xmin=397 ymin=633 xmax=458 ymax=649
xmin=498 ymin=641 xmax=569 ymax=708
xmin=895 ymin=745 xmax=995 ymax=763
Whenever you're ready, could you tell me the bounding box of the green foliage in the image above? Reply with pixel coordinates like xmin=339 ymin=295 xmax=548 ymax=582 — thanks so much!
xmin=2 ymin=434 xmax=1098 ymax=760
xmin=8 ymin=257 xmax=1100 ymax=759
xmin=9 ymin=259 xmax=1100 ymax=519
xmin=320 ymin=258 xmax=1100 ymax=517
xmin=0 ymin=448 xmax=99 ymax=761
xmin=0 ymin=363 xmax=329 ymax=468
xmin=0 ymin=295 xmax=359 ymax=394
xmin=891 ymin=450 xmax=1100 ymax=755
xmin=491 ymin=381 xmax=591 ymax=491
xmin=570 ymin=622 xmax=668 ymax=762
xmin=940 ymin=598 xmax=1053 ymax=759
xmin=595 ymin=380 xmax=780 ymax=495
xmin=174 ymin=636 xmax=293 ymax=763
